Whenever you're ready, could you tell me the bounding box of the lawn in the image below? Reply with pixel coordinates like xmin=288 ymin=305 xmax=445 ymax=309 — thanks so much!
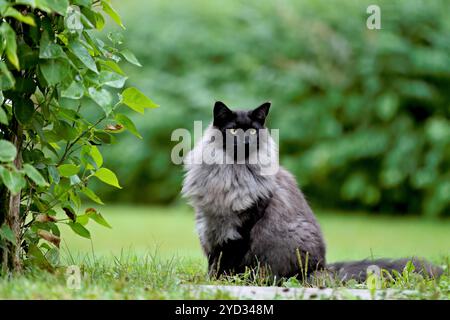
xmin=59 ymin=205 xmax=450 ymax=263
xmin=0 ymin=205 xmax=449 ymax=299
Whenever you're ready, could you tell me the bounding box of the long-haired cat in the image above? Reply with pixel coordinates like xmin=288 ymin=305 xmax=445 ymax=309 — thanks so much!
xmin=182 ymin=101 xmax=443 ymax=282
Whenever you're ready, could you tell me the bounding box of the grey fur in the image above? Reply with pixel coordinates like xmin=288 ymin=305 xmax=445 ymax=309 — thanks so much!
xmin=182 ymin=124 xmax=326 ymax=278
xmin=182 ymin=122 xmax=443 ymax=281
xmin=326 ymin=257 xmax=443 ymax=282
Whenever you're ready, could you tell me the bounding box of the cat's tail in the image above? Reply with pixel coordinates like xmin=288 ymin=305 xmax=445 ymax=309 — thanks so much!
xmin=324 ymin=257 xmax=444 ymax=282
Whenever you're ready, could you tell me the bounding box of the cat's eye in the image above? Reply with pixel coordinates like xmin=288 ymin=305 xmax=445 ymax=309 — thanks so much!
xmin=249 ymin=128 xmax=257 ymax=135
xmin=229 ymin=128 xmax=237 ymax=135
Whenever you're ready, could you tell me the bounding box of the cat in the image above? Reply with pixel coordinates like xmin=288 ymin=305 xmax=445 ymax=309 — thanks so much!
xmin=181 ymin=101 xmax=443 ymax=282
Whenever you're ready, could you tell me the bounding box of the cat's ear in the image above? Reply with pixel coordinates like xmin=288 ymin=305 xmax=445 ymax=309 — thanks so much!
xmin=213 ymin=101 xmax=233 ymax=126
xmin=251 ymin=102 xmax=271 ymax=124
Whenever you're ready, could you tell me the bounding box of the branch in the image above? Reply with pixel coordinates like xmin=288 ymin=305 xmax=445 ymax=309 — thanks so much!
xmin=56 ymin=116 xmax=106 ymax=166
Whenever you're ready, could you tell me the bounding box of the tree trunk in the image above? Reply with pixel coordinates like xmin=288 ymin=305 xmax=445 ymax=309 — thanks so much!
xmin=1 ymin=122 xmax=23 ymax=273
xmin=0 ymin=185 xmax=6 ymax=271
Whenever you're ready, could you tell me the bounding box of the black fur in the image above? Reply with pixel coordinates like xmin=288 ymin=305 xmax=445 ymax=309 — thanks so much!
xmin=213 ymin=101 xmax=270 ymax=129
xmin=213 ymin=101 xmax=270 ymax=159
xmin=208 ymin=195 xmax=271 ymax=276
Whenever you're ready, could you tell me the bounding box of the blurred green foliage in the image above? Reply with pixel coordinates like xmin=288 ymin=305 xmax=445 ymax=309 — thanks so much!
xmin=99 ymin=0 xmax=450 ymax=216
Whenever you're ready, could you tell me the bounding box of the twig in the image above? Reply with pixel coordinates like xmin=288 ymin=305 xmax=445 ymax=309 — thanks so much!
xmin=56 ymin=116 xmax=106 ymax=166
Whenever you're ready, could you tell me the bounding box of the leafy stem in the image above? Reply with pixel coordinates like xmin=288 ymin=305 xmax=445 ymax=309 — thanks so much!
xmin=57 ymin=116 xmax=107 ymax=167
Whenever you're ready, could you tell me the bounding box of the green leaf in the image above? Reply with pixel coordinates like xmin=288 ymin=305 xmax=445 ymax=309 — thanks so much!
xmin=115 ymin=113 xmax=142 ymax=139
xmin=121 ymin=100 xmax=144 ymax=114
xmin=0 ymin=1 xmax=7 ymax=12
xmin=0 ymin=106 xmax=7 ymax=125
xmin=47 ymin=0 xmax=69 ymax=15
xmin=58 ymin=107 xmax=81 ymax=122
xmin=68 ymin=222 xmax=91 ymax=239
xmin=94 ymin=167 xmax=121 ymax=188
xmin=86 ymin=209 xmax=111 ymax=229
xmin=100 ymin=60 xmax=125 ymax=75
xmin=121 ymin=87 xmax=158 ymax=114
xmin=69 ymin=190 xmax=81 ymax=209
xmin=95 ymin=11 xmax=105 ymax=30
xmin=14 ymin=0 xmax=47 ymax=11
xmin=98 ymin=70 xmax=127 ymax=88
xmin=81 ymin=187 xmax=104 ymax=205
xmin=68 ymin=40 xmax=98 ymax=73
xmin=13 ymin=98 xmax=35 ymax=125
xmin=0 ymin=224 xmax=16 ymax=245
xmin=0 ymin=61 xmax=15 ymax=90
xmin=54 ymin=120 xmax=78 ymax=141
xmin=90 ymin=145 xmax=103 ymax=168
xmin=88 ymin=87 xmax=113 ymax=115
xmin=0 ymin=140 xmax=17 ymax=162
xmin=26 ymin=244 xmax=53 ymax=270
xmin=73 ymin=0 xmax=93 ymax=8
xmin=23 ymin=149 xmax=45 ymax=164
xmin=14 ymin=77 xmax=37 ymax=94
xmin=101 ymin=0 xmax=125 ymax=29
xmin=39 ymin=31 xmax=66 ymax=59
xmin=81 ymin=146 xmax=97 ymax=169
xmin=0 ymin=22 xmax=20 ymax=70
xmin=61 ymin=80 xmax=84 ymax=99
xmin=22 ymin=0 xmax=69 ymax=15
xmin=23 ymin=163 xmax=48 ymax=187
xmin=45 ymin=247 xmax=60 ymax=266
xmin=76 ymin=214 xmax=89 ymax=226
xmin=40 ymin=59 xmax=71 ymax=86
xmin=93 ymin=131 xmax=115 ymax=144
xmin=57 ymin=164 xmax=80 ymax=177
xmin=70 ymin=174 xmax=81 ymax=186
xmin=3 ymin=7 xmax=36 ymax=26
xmin=17 ymin=43 xmax=39 ymax=70
xmin=0 ymin=166 xmax=26 ymax=195
xmin=120 ymin=49 xmax=141 ymax=67
xmin=80 ymin=7 xmax=99 ymax=30
xmin=48 ymin=165 xmax=60 ymax=184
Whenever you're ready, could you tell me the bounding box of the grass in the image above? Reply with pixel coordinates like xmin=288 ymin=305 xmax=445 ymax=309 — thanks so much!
xmin=59 ymin=205 xmax=450 ymax=262
xmin=0 ymin=205 xmax=449 ymax=299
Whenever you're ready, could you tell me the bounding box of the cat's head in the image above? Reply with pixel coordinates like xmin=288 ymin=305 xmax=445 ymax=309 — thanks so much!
xmin=212 ymin=101 xmax=271 ymax=159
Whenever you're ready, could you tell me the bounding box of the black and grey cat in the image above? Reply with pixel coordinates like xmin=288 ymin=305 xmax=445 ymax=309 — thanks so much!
xmin=182 ymin=101 xmax=443 ymax=282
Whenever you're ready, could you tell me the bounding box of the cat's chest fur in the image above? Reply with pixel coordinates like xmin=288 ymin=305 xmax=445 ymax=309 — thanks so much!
xmin=182 ymin=163 xmax=275 ymax=250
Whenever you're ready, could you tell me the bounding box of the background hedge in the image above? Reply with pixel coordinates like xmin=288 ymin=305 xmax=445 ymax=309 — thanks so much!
xmin=96 ymin=0 xmax=450 ymax=217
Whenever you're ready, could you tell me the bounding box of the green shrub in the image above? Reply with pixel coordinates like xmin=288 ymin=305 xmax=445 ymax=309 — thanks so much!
xmin=100 ymin=0 xmax=449 ymax=216
xmin=0 ymin=0 xmax=156 ymax=271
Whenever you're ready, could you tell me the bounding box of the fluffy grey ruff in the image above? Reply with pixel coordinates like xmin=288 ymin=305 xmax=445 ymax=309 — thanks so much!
xmin=182 ymin=124 xmax=326 ymax=278
xmin=181 ymin=125 xmax=443 ymax=281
